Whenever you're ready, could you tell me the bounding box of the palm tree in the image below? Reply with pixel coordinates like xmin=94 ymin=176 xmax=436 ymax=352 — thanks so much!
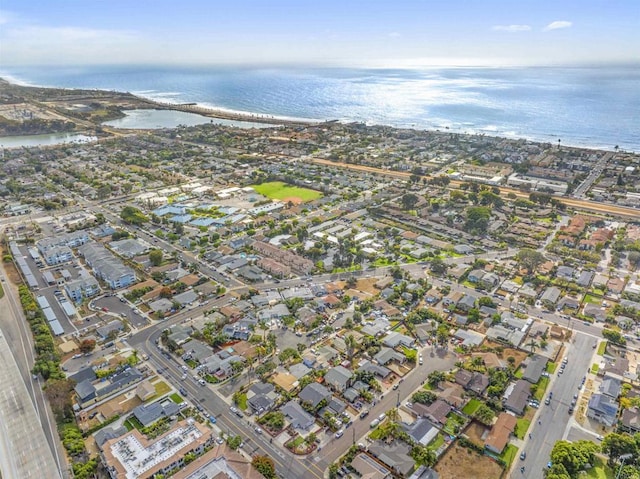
xmin=526 ymin=339 xmax=538 ymax=354
xmin=386 ymin=407 xmax=400 ymax=423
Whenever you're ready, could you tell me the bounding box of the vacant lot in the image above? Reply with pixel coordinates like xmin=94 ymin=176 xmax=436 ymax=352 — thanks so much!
xmin=251 ymin=181 xmax=322 ymax=203
xmin=465 ymin=421 xmax=490 ymax=447
xmin=435 ymin=443 xmax=503 ymax=479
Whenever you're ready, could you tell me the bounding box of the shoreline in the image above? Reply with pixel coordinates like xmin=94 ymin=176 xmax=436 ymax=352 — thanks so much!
xmin=0 ymin=75 xmax=636 ymax=153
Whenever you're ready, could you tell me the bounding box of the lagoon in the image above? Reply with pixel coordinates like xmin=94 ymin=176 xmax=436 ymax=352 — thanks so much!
xmin=103 ymin=109 xmax=274 ymax=130
xmin=0 ymin=132 xmax=97 ymax=149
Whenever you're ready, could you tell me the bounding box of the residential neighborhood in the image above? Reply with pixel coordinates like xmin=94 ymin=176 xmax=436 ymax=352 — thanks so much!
xmin=2 ymin=99 xmax=640 ymax=479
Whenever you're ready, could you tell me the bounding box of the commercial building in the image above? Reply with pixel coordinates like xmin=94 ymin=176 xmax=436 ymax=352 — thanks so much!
xmin=101 ymin=419 xmax=214 ymax=479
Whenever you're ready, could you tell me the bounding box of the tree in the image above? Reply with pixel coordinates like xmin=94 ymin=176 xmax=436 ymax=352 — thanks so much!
xmin=464 ymin=206 xmax=491 ymax=234
xmin=252 ymin=455 xmax=276 ymax=479
xmin=159 ymin=287 xmax=172 ymax=299
xmin=601 ymin=433 xmax=638 ymax=467
xmin=430 ymin=257 xmax=448 ymax=275
xmin=427 ymin=371 xmax=445 ymax=388
xmin=516 ymin=248 xmax=546 ymax=274
xmin=44 ymin=379 xmax=75 ymax=422
xmin=411 ymin=444 xmax=436 ymax=467
xmin=412 ymin=390 xmax=436 ymax=405
xmin=149 ymin=249 xmax=163 ymax=266
xmin=401 ymin=193 xmax=419 ymax=210
xmin=602 ymin=329 xmax=627 ymax=346
xmin=526 ymin=339 xmax=538 ymax=354
xmin=550 ymin=440 xmax=599 ymax=477
xmin=472 ymin=404 xmax=495 ymax=426
xmin=226 ymin=435 xmax=242 ymax=450
xmin=79 ymin=338 xmax=96 ymax=354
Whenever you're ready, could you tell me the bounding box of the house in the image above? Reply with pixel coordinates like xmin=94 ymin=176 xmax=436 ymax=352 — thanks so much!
xmin=522 ymin=354 xmax=548 ymax=384
xmin=298 ymin=383 xmax=331 ymax=409
xmin=281 ymin=400 xmax=315 ymax=430
xmin=457 ymin=295 xmax=476 ymax=312
xmin=583 ymin=304 xmax=607 ymax=322
xmin=556 ymin=266 xmax=576 ymax=281
xmin=599 ymin=374 xmax=622 ymax=399
xmin=358 ymin=360 xmax=392 ymax=379
xmin=247 ymin=382 xmax=278 ymax=414
xmin=402 ymin=417 xmax=439 ymax=446
xmin=374 ymin=347 xmax=405 ymax=366
xmin=368 ymin=441 xmax=416 ymax=478
xmin=577 ymin=271 xmax=594 ymax=287
xmin=75 ymin=367 xmax=144 ymax=408
xmin=503 ymin=380 xmax=531 ymax=415
xmin=540 ymin=287 xmax=561 ymax=307
xmin=412 ymin=399 xmax=451 ymax=425
xmin=324 ymin=366 xmax=353 ymax=393
xmin=455 ymin=370 xmax=489 ymax=395
xmin=132 ymin=400 xmax=181 ymax=427
xmin=620 ymin=407 xmax=640 ymax=433
xmin=587 ymin=394 xmax=618 ymax=426
xmin=351 ymin=453 xmax=392 ymax=479
xmin=382 ymin=332 xmax=415 ymax=349
xmin=484 ymin=413 xmax=517 ymax=454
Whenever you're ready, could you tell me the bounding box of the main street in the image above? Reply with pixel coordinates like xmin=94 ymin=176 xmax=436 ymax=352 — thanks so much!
xmin=127 ymin=315 xmax=327 ymax=479
xmin=512 ymin=332 xmax=595 ymax=479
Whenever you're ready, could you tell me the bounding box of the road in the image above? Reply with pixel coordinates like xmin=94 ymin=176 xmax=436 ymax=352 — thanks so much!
xmin=512 ymin=332 xmax=595 ymax=479
xmin=0 ymin=268 xmax=67 ymax=478
xmin=127 ymin=316 xmax=327 ymax=479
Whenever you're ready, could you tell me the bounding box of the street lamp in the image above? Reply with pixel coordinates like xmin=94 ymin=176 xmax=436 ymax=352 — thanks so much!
xmin=615 ymin=453 xmax=634 ymax=479
xmin=396 ymin=391 xmax=400 ymax=408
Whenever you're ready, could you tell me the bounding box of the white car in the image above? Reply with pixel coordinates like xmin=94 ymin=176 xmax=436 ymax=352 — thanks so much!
xmin=335 ymin=429 xmax=344 ymax=439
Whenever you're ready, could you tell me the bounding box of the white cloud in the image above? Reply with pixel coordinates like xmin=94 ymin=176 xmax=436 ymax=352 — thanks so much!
xmin=543 ymin=21 xmax=572 ymax=32
xmin=491 ymin=25 xmax=531 ymax=33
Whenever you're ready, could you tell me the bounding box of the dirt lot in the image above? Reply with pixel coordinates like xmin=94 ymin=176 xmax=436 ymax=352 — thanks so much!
xmin=465 ymin=421 xmax=490 ymax=447
xmin=435 ymin=443 xmax=503 ymax=479
xmin=3 ymin=261 xmax=23 ymax=285
xmin=483 ymin=341 xmax=529 ymax=369
xmin=355 ymin=278 xmax=380 ymax=295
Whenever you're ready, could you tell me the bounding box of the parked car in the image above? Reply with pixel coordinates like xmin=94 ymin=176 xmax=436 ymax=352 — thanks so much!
xmin=335 ymin=429 xmax=344 ymax=439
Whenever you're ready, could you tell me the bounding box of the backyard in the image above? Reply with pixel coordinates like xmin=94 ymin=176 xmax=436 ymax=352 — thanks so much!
xmin=435 ymin=443 xmax=503 ymax=479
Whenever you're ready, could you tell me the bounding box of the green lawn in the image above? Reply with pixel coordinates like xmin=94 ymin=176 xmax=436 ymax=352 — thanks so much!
xmin=462 ymin=399 xmax=482 ymax=416
xmin=500 ymin=444 xmax=519 ymax=467
xmin=250 ymin=181 xmax=323 ymax=202
xmin=584 ymin=294 xmax=601 ymax=305
xmin=514 ymin=418 xmax=531 ymax=440
xmin=153 ymin=381 xmax=171 ymax=397
xmin=546 ymin=362 xmax=557 ymax=373
xmin=443 ymin=413 xmax=466 ymax=435
xmin=369 ymin=427 xmax=382 ymax=440
xmin=597 ymin=341 xmax=607 ymax=356
xmin=584 ymin=457 xmax=614 ymax=479
xmin=0 ymin=282 xmax=4 ymax=299
xmin=169 ymin=393 xmax=183 ymax=404
xmin=514 ymin=368 xmax=524 ymax=379
xmin=428 ymin=433 xmax=445 ymax=452
xmin=534 ymin=376 xmax=550 ymax=401
xmin=591 ymin=363 xmax=600 ymax=374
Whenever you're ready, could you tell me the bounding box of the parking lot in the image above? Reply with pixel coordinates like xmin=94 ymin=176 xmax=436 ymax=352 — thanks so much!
xmin=92 ymin=295 xmax=149 ymax=329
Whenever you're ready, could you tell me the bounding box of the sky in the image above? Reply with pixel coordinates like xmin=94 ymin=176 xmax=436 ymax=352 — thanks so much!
xmin=1 ymin=0 xmax=638 ymax=67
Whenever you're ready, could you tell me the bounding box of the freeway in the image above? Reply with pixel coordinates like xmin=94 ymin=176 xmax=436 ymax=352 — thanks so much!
xmin=306 ymin=157 xmax=640 ymax=219
xmin=0 ymin=266 xmax=67 ymax=478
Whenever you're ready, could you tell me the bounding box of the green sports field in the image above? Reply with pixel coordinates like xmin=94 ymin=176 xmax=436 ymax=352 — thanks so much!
xmin=250 ymin=181 xmax=322 ymax=203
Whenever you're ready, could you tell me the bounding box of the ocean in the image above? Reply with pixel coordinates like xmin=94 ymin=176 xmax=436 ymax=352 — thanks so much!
xmin=2 ymin=65 xmax=639 ymax=151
